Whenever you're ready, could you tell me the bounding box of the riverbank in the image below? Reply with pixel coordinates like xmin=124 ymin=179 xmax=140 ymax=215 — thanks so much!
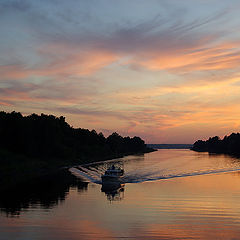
xmin=192 ymin=133 xmax=240 ymax=158
xmin=0 ymin=111 xmax=155 ymax=191
xmin=0 ymin=148 xmax=156 ymax=192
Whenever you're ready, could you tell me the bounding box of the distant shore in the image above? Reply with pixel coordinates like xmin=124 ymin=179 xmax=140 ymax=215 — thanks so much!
xmin=147 ymin=144 xmax=192 ymax=149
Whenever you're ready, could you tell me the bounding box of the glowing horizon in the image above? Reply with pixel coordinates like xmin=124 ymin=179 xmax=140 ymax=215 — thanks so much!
xmin=1 ymin=0 xmax=240 ymax=143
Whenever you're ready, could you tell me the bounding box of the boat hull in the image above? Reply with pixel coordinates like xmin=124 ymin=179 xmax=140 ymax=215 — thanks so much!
xmin=101 ymin=175 xmax=123 ymax=187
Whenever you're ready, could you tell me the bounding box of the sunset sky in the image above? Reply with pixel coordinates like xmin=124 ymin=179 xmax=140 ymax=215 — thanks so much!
xmin=1 ymin=0 xmax=240 ymax=143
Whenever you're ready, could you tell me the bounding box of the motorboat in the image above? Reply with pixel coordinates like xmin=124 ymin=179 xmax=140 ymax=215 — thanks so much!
xmin=101 ymin=165 xmax=124 ymax=185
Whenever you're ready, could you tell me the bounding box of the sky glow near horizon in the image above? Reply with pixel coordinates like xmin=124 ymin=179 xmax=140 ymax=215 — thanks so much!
xmin=1 ymin=0 xmax=240 ymax=143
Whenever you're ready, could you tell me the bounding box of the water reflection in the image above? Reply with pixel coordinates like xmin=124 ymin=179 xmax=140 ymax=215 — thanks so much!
xmin=0 ymin=169 xmax=88 ymax=217
xmin=101 ymin=184 xmax=125 ymax=202
xmin=2 ymin=151 xmax=240 ymax=240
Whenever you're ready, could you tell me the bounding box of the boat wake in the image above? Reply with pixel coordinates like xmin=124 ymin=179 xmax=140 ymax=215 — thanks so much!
xmin=69 ymin=166 xmax=102 ymax=184
xmin=123 ymin=167 xmax=240 ymax=183
xmin=69 ymin=165 xmax=240 ymax=184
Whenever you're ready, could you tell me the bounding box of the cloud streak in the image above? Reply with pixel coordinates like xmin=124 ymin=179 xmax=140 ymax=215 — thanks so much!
xmin=1 ymin=0 xmax=240 ymax=142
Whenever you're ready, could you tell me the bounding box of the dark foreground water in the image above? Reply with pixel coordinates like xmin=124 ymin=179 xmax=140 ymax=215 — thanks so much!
xmin=2 ymin=150 xmax=240 ymax=239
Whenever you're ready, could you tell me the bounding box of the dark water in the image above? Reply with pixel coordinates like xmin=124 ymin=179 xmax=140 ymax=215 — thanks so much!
xmin=2 ymin=150 xmax=240 ymax=239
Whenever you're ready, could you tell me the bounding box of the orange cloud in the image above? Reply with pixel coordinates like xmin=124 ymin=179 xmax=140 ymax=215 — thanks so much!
xmin=2 ymin=24 xmax=240 ymax=144
xmin=0 ymin=48 xmax=118 ymax=81
xmin=128 ymin=40 xmax=240 ymax=73
xmin=0 ymin=101 xmax=12 ymax=106
xmin=0 ymin=89 xmax=34 ymax=102
xmin=37 ymin=43 xmax=118 ymax=77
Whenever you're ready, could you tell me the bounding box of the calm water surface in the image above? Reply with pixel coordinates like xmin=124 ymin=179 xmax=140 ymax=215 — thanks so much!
xmin=2 ymin=150 xmax=240 ymax=239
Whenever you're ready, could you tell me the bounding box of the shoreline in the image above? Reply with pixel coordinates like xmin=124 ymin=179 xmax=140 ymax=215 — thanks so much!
xmin=191 ymin=148 xmax=240 ymax=159
xmin=0 ymin=148 xmax=156 ymax=192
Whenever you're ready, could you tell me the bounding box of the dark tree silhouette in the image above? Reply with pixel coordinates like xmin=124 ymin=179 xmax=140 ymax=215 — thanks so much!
xmin=192 ymin=133 xmax=240 ymax=155
xmin=0 ymin=111 xmax=153 ymax=162
xmin=0 ymin=111 xmax=154 ymax=190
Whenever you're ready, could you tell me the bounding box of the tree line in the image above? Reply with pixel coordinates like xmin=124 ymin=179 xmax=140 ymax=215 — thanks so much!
xmin=192 ymin=133 xmax=240 ymax=155
xmin=0 ymin=111 xmax=152 ymax=163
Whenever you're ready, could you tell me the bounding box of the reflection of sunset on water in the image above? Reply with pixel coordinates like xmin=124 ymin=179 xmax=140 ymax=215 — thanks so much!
xmin=2 ymin=150 xmax=240 ymax=239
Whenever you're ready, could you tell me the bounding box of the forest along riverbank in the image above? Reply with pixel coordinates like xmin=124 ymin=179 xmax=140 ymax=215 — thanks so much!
xmin=192 ymin=132 xmax=240 ymax=157
xmin=0 ymin=111 xmax=155 ymax=191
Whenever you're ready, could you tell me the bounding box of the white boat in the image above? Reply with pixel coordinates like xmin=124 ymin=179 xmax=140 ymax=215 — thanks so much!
xmin=101 ymin=165 xmax=124 ymax=185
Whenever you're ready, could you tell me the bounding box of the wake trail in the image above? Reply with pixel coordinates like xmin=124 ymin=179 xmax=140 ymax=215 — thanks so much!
xmin=69 ymin=167 xmax=101 ymax=184
xmin=69 ymin=165 xmax=240 ymax=184
xmin=124 ymin=167 xmax=240 ymax=183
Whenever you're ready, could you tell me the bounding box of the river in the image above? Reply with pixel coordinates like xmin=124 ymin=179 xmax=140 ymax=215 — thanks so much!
xmin=1 ymin=149 xmax=240 ymax=239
